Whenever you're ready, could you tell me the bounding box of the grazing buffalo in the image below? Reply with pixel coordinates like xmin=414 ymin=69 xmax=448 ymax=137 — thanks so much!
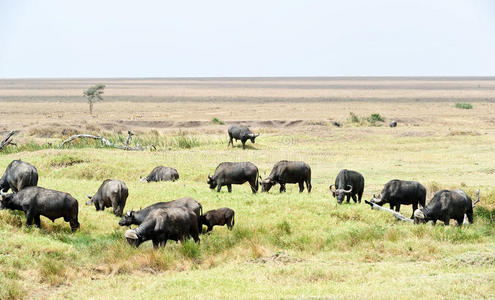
xmin=414 ymin=189 xmax=474 ymax=226
xmin=260 ymin=160 xmax=312 ymax=193
xmin=119 ymin=197 xmax=202 ymax=232
xmin=330 ymin=169 xmax=364 ymax=204
xmin=228 ymin=125 xmax=259 ymax=149
xmin=0 ymin=160 xmax=38 ymax=193
xmin=200 ymin=207 xmax=235 ymax=233
xmin=0 ymin=187 xmax=79 ymax=232
xmin=371 ymin=179 xmax=426 ymax=219
xmin=389 ymin=120 xmax=398 ymax=128
xmin=207 ymin=162 xmax=259 ymax=193
xmin=124 ymin=207 xmax=200 ymax=248
xmin=140 ymin=166 xmax=179 ymax=182
xmin=86 ymin=179 xmax=128 ymax=216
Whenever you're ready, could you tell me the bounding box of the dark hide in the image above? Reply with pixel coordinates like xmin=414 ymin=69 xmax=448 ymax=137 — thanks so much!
xmin=200 ymin=207 xmax=235 ymax=233
xmin=86 ymin=179 xmax=128 ymax=216
xmin=207 ymin=162 xmax=259 ymax=193
xmin=0 ymin=186 xmax=79 ymax=232
xmin=260 ymin=160 xmax=312 ymax=193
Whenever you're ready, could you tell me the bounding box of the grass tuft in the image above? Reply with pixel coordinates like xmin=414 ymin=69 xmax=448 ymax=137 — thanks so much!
xmin=455 ymin=102 xmax=473 ymax=109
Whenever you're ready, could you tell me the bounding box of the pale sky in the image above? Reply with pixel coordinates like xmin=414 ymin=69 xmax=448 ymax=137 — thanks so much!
xmin=1 ymin=0 xmax=494 ymax=78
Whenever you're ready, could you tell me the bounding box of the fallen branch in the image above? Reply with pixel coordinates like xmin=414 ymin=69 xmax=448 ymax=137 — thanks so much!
xmin=364 ymin=200 xmax=413 ymax=223
xmin=0 ymin=130 xmax=17 ymax=151
xmin=59 ymin=133 xmax=144 ymax=151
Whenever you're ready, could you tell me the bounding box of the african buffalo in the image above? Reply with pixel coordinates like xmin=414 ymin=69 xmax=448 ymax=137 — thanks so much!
xmin=260 ymin=160 xmax=312 ymax=193
xmin=389 ymin=120 xmax=398 ymax=128
xmin=0 ymin=160 xmax=38 ymax=193
xmin=371 ymin=179 xmax=426 ymax=219
xmin=0 ymin=187 xmax=79 ymax=232
xmin=207 ymin=162 xmax=259 ymax=193
xmin=119 ymin=197 xmax=202 ymax=232
xmin=140 ymin=166 xmax=179 ymax=182
xmin=86 ymin=179 xmax=128 ymax=216
xmin=124 ymin=207 xmax=200 ymax=248
xmin=228 ymin=125 xmax=259 ymax=149
xmin=200 ymin=207 xmax=235 ymax=233
xmin=414 ymin=189 xmax=474 ymax=226
xmin=330 ymin=169 xmax=364 ymax=204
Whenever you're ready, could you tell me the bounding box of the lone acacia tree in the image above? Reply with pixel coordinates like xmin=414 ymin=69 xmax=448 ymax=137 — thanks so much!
xmin=83 ymin=84 xmax=105 ymax=115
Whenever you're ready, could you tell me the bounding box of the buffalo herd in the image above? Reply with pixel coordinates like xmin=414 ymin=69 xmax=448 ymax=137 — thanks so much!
xmin=0 ymin=129 xmax=478 ymax=249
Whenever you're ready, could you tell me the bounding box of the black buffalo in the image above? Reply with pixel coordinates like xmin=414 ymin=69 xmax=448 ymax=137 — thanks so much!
xmin=200 ymin=207 xmax=235 ymax=233
xmin=0 ymin=186 xmax=79 ymax=232
xmin=414 ymin=189 xmax=474 ymax=226
xmin=228 ymin=125 xmax=259 ymax=149
xmin=371 ymin=179 xmax=426 ymax=219
xmin=124 ymin=207 xmax=200 ymax=248
xmin=207 ymin=162 xmax=259 ymax=193
xmin=86 ymin=179 xmax=128 ymax=216
xmin=0 ymin=160 xmax=38 ymax=193
xmin=140 ymin=166 xmax=179 ymax=182
xmin=119 ymin=197 xmax=203 ymax=233
xmin=260 ymin=160 xmax=312 ymax=193
xmin=330 ymin=169 xmax=364 ymax=204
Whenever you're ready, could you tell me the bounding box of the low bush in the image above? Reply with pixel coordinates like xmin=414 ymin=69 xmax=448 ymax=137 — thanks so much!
xmin=455 ymin=102 xmax=473 ymax=109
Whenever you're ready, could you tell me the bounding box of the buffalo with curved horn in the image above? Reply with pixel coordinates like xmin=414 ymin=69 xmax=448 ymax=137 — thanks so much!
xmin=330 ymin=169 xmax=364 ymax=204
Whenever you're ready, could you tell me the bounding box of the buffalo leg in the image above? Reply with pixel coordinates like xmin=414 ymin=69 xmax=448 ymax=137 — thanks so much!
xmin=216 ymin=185 xmax=222 ymax=192
xmin=432 ymin=220 xmax=437 ymax=226
xmin=411 ymin=203 xmax=418 ymax=219
xmin=306 ymin=180 xmax=312 ymax=193
xmin=152 ymin=239 xmax=160 ymax=249
xmin=298 ymin=182 xmax=304 ymax=193
xmin=456 ymin=217 xmax=464 ymax=226
xmin=227 ymin=184 xmax=232 ymax=193
xmin=228 ymin=134 xmax=233 ymax=147
xmin=70 ymin=218 xmax=80 ymax=232
xmin=357 ymin=190 xmax=363 ymax=203
xmin=466 ymin=208 xmax=474 ymax=224
xmin=279 ymin=184 xmax=286 ymax=193
xmin=346 ymin=194 xmax=351 ymax=203
xmin=249 ymin=179 xmax=258 ymax=193
xmin=241 ymin=140 xmax=246 ymax=149
xmin=351 ymin=194 xmax=357 ymax=203
xmin=34 ymin=215 xmax=41 ymax=228
xmin=395 ymin=204 xmax=401 ymax=213
xmin=443 ymin=217 xmax=450 ymax=226
xmin=26 ymin=210 xmax=34 ymax=227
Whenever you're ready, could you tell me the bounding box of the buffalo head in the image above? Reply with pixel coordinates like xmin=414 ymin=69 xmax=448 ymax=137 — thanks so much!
xmin=248 ymin=133 xmax=260 ymax=144
xmin=0 ymin=190 xmax=13 ymax=209
xmin=260 ymin=177 xmax=274 ymax=192
xmin=119 ymin=210 xmax=135 ymax=226
xmin=413 ymin=209 xmax=427 ymax=224
xmin=369 ymin=194 xmax=384 ymax=205
xmin=124 ymin=229 xmax=140 ymax=247
xmin=139 ymin=176 xmax=148 ymax=183
xmin=85 ymin=194 xmax=94 ymax=206
xmin=207 ymin=174 xmax=217 ymax=189
xmin=329 ymin=185 xmax=353 ymax=204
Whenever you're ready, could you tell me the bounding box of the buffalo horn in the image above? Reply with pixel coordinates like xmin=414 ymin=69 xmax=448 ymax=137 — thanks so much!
xmin=329 ymin=185 xmax=337 ymax=193
xmin=343 ymin=185 xmax=353 ymax=193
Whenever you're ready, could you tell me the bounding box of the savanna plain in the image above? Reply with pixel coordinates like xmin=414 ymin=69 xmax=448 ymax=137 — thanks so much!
xmin=0 ymin=78 xmax=494 ymax=299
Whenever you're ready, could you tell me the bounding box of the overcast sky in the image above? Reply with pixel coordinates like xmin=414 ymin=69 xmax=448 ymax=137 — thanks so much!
xmin=1 ymin=0 xmax=494 ymax=78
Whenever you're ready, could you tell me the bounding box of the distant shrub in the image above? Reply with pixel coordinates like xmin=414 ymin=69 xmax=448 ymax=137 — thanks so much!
xmin=367 ymin=113 xmax=385 ymax=124
xmin=211 ymin=117 xmax=224 ymax=125
xmin=455 ymin=103 xmax=473 ymax=109
xmin=347 ymin=112 xmax=385 ymax=126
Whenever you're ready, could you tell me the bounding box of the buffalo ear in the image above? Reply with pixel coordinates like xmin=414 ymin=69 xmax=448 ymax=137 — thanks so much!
xmin=87 ymin=194 xmax=92 ymax=199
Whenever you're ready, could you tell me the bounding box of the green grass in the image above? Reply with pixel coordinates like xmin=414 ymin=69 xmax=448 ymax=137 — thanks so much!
xmin=0 ymin=129 xmax=495 ymax=299
xmin=211 ymin=117 xmax=225 ymax=125
xmin=455 ymin=102 xmax=473 ymax=109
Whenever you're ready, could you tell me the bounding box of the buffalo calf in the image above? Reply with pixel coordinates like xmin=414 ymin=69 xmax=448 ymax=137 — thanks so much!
xmin=200 ymin=207 xmax=235 ymax=233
